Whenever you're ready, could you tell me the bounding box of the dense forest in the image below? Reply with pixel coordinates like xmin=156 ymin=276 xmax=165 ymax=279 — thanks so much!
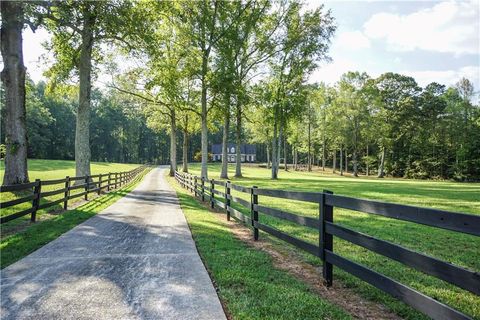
xmin=1 ymin=0 xmax=479 ymax=184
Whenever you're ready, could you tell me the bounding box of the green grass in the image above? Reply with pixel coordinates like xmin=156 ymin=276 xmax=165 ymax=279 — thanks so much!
xmin=0 ymin=168 xmax=149 ymax=268
xmin=167 ymin=174 xmax=351 ymax=320
xmin=0 ymin=159 xmax=141 ymax=228
xmin=185 ymin=163 xmax=480 ymax=319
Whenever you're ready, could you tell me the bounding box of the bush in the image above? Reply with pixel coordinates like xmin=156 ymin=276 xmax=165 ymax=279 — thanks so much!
xmin=193 ymin=151 xmax=212 ymax=162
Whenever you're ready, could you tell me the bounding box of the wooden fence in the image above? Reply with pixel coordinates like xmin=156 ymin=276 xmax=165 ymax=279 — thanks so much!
xmin=174 ymin=170 xmax=479 ymax=320
xmin=0 ymin=165 xmax=148 ymax=224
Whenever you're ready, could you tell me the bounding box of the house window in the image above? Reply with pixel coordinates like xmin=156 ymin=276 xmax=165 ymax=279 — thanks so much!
xmin=230 ymin=147 xmax=235 ymax=153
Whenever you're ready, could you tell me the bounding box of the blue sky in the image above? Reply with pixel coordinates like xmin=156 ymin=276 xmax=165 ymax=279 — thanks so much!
xmin=308 ymin=0 xmax=479 ymax=91
xmin=23 ymin=0 xmax=479 ymax=92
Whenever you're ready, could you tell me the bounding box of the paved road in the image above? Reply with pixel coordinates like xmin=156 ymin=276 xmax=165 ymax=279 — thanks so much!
xmin=1 ymin=167 xmax=226 ymax=320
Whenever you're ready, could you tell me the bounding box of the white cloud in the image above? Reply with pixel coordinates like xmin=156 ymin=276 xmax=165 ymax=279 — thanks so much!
xmin=309 ymin=58 xmax=358 ymax=84
xmin=335 ymin=31 xmax=371 ymax=50
xmin=363 ymin=0 xmax=479 ymax=55
xmin=401 ymin=65 xmax=480 ymax=89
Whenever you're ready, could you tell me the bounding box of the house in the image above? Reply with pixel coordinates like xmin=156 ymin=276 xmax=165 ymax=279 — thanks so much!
xmin=211 ymin=144 xmax=256 ymax=162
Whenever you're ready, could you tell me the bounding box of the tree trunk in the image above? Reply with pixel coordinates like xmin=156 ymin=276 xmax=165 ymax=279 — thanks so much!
xmin=277 ymin=120 xmax=282 ymax=170
xmin=200 ymin=52 xmax=209 ymax=179
xmin=75 ymin=10 xmax=94 ymax=180
xmin=271 ymin=106 xmax=279 ymax=179
xmin=283 ymin=138 xmax=287 ymax=171
xmin=353 ymin=149 xmax=358 ymax=177
xmin=169 ymin=109 xmax=177 ymax=176
xmin=322 ymin=139 xmax=326 ymax=171
xmin=182 ymin=127 xmax=188 ymax=173
xmin=266 ymin=143 xmax=270 ymax=169
xmin=235 ymin=102 xmax=242 ymax=177
xmin=332 ymin=150 xmax=336 ymax=173
xmin=220 ymin=109 xmax=229 ymax=179
xmin=340 ymin=148 xmax=343 ymax=176
xmin=308 ymin=116 xmax=311 ymax=172
xmin=366 ymin=144 xmax=369 ymax=176
xmin=378 ymin=146 xmax=386 ymax=178
xmin=1 ymin=1 xmax=29 ymax=185
xmin=345 ymin=150 xmax=348 ymax=174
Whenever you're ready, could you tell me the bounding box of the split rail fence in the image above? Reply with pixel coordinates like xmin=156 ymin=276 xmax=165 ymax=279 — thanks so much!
xmin=0 ymin=165 xmax=148 ymax=224
xmin=175 ymin=170 xmax=479 ymax=320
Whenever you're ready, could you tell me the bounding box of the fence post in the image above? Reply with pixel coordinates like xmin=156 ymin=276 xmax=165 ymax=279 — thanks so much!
xmin=107 ymin=173 xmax=111 ymax=191
xmin=251 ymin=186 xmax=258 ymax=240
xmin=210 ymin=179 xmax=215 ymax=208
xmin=98 ymin=174 xmax=102 ymax=195
xmin=194 ymin=176 xmax=198 ymax=197
xmin=31 ymin=179 xmax=41 ymax=222
xmin=225 ymin=180 xmax=231 ymax=221
xmin=201 ymin=178 xmax=205 ymax=202
xmin=115 ymin=173 xmax=118 ymax=189
xmin=64 ymin=176 xmax=70 ymax=210
xmin=85 ymin=176 xmax=89 ymax=200
xmin=320 ymin=190 xmax=333 ymax=286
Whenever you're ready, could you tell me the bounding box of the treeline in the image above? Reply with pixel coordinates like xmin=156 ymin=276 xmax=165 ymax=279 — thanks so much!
xmin=2 ymin=1 xmax=478 ymax=185
xmin=251 ymin=73 xmax=480 ymax=181
xmin=1 ymin=80 xmax=169 ymax=165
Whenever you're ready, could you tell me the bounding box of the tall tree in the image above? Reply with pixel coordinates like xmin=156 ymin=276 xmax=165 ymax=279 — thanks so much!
xmin=42 ymin=1 xmax=134 ymax=179
xmin=268 ymin=2 xmax=335 ymax=179
xmin=1 ymin=1 xmax=29 ymax=184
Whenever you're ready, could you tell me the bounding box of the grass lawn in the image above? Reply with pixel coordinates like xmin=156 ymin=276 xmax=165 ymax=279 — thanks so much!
xmin=0 ymin=159 xmax=141 ymax=231
xmin=167 ymin=174 xmax=352 ymax=320
xmin=184 ymin=163 xmax=480 ymax=319
xmin=1 ymin=167 xmax=149 ymax=268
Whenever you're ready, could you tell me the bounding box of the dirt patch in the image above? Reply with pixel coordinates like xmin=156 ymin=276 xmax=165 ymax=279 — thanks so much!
xmin=200 ymin=201 xmax=400 ymax=320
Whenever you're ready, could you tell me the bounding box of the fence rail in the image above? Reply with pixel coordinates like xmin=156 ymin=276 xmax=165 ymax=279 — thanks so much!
xmin=0 ymin=165 xmax=148 ymax=224
xmin=174 ymin=170 xmax=479 ymax=320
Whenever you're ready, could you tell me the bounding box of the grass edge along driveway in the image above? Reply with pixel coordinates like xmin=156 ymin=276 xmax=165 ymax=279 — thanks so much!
xmin=167 ymin=174 xmax=352 ymax=320
xmin=0 ymin=169 xmax=150 ymax=269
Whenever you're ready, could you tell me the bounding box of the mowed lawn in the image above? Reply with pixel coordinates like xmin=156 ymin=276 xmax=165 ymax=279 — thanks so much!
xmin=0 ymin=159 xmax=140 ymax=230
xmin=185 ymin=163 xmax=480 ymax=319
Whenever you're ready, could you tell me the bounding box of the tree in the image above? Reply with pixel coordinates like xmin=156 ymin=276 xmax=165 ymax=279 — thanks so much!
xmin=42 ymin=0 xmax=135 ymax=179
xmin=268 ymin=2 xmax=335 ymax=179
xmin=1 ymin=0 xmax=29 ymax=184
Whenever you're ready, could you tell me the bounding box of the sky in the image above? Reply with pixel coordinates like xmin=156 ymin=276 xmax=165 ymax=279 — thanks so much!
xmin=22 ymin=0 xmax=480 ymax=92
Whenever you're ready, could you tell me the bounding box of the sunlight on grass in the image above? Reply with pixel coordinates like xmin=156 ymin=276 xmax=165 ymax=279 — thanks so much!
xmin=183 ymin=163 xmax=480 ymax=319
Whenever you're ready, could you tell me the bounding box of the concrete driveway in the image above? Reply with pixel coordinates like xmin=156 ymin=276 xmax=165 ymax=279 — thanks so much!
xmin=1 ymin=167 xmax=226 ymax=320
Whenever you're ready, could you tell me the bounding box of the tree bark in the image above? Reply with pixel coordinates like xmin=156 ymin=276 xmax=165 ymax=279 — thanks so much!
xmin=1 ymin=1 xmax=29 ymax=185
xmin=345 ymin=150 xmax=348 ymax=174
xmin=235 ymin=101 xmax=242 ymax=177
xmin=271 ymin=106 xmax=278 ymax=179
xmin=220 ymin=109 xmax=229 ymax=179
xmin=283 ymin=138 xmax=287 ymax=171
xmin=182 ymin=126 xmax=188 ymax=173
xmin=200 ymin=52 xmax=209 ymax=179
xmin=340 ymin=148 xmax=343 ymax=176
xmin=366 ymin=144 xmax=369 ymax=176
xmin=75 ymin=7 xmax=94 ymax=180
xmin=353 ymin=149 xmax=358 ymax=177
xmin=332 ymin=150 xmax=336 ymax=173
xmin=322 ymin=139 xmax=326 ymax=171
xmin=378 ymin=146 xmax=386 ymax=178
xmin=266 ymin=143 xmax=270 ymax=169
xmin=169 ymin=108 xmax=177 ymax=176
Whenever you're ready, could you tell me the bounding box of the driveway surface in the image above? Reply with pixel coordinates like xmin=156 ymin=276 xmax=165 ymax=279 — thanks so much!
xmin=1 ymin=167 xmax=226 ymax=320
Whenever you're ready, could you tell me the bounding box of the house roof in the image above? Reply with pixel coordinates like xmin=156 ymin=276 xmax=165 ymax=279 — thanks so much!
xmin=211 ymin=144 xmax=256 ymax=154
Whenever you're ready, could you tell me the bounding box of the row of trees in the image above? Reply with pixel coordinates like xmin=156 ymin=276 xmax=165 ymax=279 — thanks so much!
xmin=251 ymin=73 xmax=479 ymax=180
xmin=1 ymin=80 xmax=169 ymax=164
xmin=1 ymin=1 xmax=478 ymax=184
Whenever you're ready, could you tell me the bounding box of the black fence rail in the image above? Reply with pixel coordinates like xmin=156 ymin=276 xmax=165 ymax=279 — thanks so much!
xmin=0 ymin=165 xmax=148 ymax=224
xmin=174 ymin=171 xmax=480 ymax=320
